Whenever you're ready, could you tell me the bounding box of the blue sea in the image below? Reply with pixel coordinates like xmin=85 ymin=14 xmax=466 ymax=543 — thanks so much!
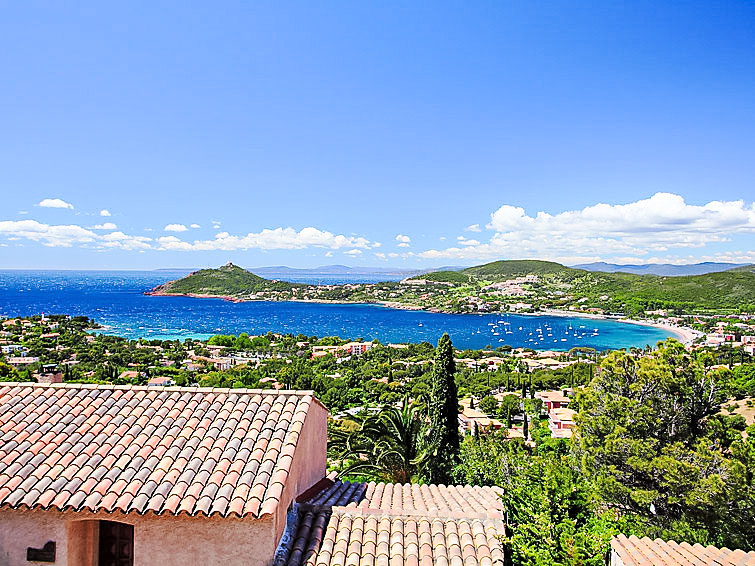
xmin=0 ymin=270 xmax=675 ymax=350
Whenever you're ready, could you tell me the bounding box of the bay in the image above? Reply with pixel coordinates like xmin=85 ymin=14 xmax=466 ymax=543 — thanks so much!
xmin=0 ymin=270 xmax=675 ymax=350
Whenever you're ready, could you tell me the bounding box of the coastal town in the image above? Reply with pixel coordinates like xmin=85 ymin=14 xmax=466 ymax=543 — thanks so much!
xmin=2 ymin=2 xmax=755 ymax=563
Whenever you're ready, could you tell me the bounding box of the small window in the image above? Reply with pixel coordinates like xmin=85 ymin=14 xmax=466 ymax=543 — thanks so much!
xmin=98 ymin=521 xmax=134 ymax=566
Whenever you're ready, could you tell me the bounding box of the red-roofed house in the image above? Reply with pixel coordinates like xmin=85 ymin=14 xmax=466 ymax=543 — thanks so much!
xmin=0 ymin=383 xmax=328 ymax=566
xmin=535 ymin=389 xmax=570 ymax=412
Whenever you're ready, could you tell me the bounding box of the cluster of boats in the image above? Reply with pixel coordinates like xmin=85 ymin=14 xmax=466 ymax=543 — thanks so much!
xmin=485 ymin=317 xmax=600 ymax=345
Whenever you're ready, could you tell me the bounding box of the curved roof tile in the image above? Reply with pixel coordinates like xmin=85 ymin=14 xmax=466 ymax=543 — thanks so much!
xmin=0 ymin=382 xmax=319 ymax=518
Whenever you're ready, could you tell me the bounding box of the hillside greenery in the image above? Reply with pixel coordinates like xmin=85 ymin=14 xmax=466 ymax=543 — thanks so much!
xmin=456 ymin=342 xmax=755 ymax=563
xmin=418 ymin=260 xmax=755 ymax=314
xmin=151 ymin=262 xmax=299 ymax=296
xmin=149 ymin=260 xmax=755 ymax=315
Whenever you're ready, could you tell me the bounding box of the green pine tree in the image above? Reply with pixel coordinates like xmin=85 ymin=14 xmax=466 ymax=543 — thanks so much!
xmin=425 ymin=333 xmax=460 ymax=484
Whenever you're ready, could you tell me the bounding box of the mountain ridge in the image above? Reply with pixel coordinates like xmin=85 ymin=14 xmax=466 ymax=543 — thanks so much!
xmin=573 ymin=261 xmax=750 ymax=276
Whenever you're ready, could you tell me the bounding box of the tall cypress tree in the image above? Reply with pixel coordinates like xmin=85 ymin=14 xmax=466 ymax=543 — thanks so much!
xmin=426 ymin=333 xmax=460 ymax=484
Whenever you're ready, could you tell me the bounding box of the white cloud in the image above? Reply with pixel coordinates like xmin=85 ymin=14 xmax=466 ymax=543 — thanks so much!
xmin=154 ymin=226 xmax=373 ymax=252
xmin=38 ymin=198 xmax=74 ymax=210
xmin=99 ymin=209 xmax=111 ymax=217
xmin=0 ymin=220 xmax=97 ymax=247
xmin=100 ymin=232 xmax=152 ymax=250
xmin=487 ymin=192 xmax=754 ymax=236
xmin=164 ymin=224 xmax=188 ymax=232
xmin=418 ymin=193 xmax=755 ymax=262
xmin=190 ymin=224 xmax=200 ymax=229
xmin=1 ymin=220 xmax=375 ymax=254
xmin=344 ymin=249 xmax=363 ymax=257
xmin=465 ymin=224 xmax=481 ymax=232
xmin=397 ymin=243 xmax=410 ymax=248
xmin=395 ymin=234 xmax=411 ymax=243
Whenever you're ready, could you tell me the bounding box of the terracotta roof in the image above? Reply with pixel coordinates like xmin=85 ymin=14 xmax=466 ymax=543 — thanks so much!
xmin=306 ymin=478 xmax=504 ymax=519
xmin=282 ymin=478 xmax=506 ymax=566
xmin=611 ymin=534 xmax=755 ymax=566
xmin=0 ymin=382 xmax=319 ymax=518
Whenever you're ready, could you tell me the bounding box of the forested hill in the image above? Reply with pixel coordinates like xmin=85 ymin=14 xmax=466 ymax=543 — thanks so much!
xmin=148 ymin=263 xmax=299 ymax=296
xmin=418 ymin=260 xmax=573 ymax=283
xmin=416 ymin=260 xmax=755 ymax=312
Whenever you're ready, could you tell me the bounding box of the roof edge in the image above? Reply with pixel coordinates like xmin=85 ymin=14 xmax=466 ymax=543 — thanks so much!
xmin=0 ymin=382 xmax=318 ymax=397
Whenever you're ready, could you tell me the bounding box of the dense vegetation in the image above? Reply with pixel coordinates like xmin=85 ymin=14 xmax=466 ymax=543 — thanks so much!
xmin=458 ymin=343 xmax=755 ymax=563
xmin=4 ymin=315 xmax=755 ymax=563
xmin=420 ymin=260 xmax=755 ymax=313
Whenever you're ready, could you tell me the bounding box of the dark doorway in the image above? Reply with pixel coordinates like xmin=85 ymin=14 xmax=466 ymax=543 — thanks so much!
xmin=98 ymin=521 xmax=134 ymax=566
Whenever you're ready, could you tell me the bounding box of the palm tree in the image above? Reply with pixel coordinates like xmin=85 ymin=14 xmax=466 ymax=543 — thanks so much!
xmin=330 ymin=399 xmax=427 ymax=483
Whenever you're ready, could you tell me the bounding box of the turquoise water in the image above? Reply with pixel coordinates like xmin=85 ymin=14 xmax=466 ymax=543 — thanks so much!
xmin=0 ymin=270 xmax=675 ymax=350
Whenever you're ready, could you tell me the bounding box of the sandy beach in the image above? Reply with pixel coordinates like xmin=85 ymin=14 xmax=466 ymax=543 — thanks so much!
xmin=617 ymin=318 xmax=702 ymax=345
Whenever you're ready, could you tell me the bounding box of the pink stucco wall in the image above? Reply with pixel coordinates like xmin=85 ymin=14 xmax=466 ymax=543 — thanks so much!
xmin=0 ymin=509 xmax=277 ymax=566
xmin=0 ymin=396 xmax=329 ymax=566
xmin=270 ymin=397 xmax=328 ymax=539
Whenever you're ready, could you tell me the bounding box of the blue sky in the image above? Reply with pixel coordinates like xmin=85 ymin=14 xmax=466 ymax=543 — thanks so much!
xmin=1 ymin=1 xmax=753 ymax=269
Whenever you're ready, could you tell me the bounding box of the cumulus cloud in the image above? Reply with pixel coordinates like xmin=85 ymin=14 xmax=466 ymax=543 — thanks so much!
xmin=395 ymin=234 xmax=411 ymax=248
xmin=100 ymin=209 xmax=111 ymax=217
xmin=0 ymin=220 xmax=96 ymax=247
xmin=465 ymin=224 xmax=481 ymax=232
xmin=0 ymin=215 xmax=375 ymax=257
xmin=100 ymin=232 xmax=152 ymax=250
xmin=457 ymin=236 xmax=480 ymax=246
xmin=164 ymin=224 xmax=188 ymax=232
xmin=37 ymin=198 xmax=74 ymax=209
xmin=155 ymin=227 xmax=372 ymax=252
xmin=344 ymin=249 xmax=363 ymax=257
xmin=190 ymin=224 xmax=200 ymax=229
xmin=418 ymin=193 xmax=755 ymax=262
